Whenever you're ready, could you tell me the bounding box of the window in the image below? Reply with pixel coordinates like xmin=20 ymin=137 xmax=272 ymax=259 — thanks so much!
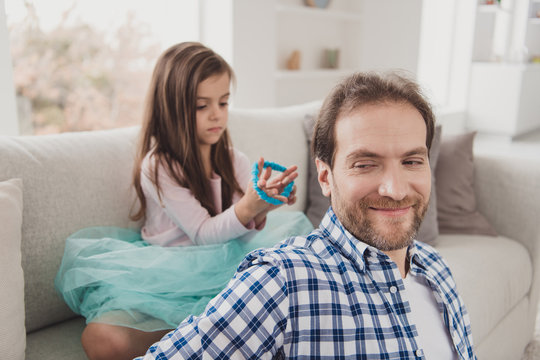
xmin=5 ymin=0 xmax=199 ymax=135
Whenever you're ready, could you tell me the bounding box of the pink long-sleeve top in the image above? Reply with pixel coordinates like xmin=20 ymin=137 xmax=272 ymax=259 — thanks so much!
xmin=140 ymin=148 xmax=258 ymax=247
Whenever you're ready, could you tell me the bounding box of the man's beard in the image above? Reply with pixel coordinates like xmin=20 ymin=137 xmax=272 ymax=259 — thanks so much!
xmin=332 ymin=190 xmax=428 ymax=252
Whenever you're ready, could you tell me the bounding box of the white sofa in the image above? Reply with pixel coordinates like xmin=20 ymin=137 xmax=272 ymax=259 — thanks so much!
xmin=0 ymin=101 xmax=539 ymax=359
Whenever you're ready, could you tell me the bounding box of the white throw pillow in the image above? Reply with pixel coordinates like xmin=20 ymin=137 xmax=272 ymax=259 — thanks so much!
xmin=0 ymin=178 xmax=26 ymax=359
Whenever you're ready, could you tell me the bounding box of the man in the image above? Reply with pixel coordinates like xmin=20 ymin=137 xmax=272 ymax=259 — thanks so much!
xmin=138 ymin=72 xmax=476 ymax=359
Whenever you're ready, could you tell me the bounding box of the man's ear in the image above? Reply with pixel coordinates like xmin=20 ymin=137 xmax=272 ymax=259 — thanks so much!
xmin=315 ymin=158 xmax=332 ymax=197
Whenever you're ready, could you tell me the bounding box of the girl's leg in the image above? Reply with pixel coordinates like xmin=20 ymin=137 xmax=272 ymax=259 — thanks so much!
xmin=81 ymin=322 xmax=171 ymax=360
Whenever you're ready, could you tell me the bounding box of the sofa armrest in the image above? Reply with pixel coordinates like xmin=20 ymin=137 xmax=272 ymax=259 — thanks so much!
xmin=474 ymin=153 xmax=540 ymax=333
xmin=474 ymin=154 xmax=540 ymax=257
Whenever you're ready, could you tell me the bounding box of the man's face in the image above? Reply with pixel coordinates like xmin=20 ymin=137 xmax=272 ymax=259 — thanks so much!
xmin=316 ymin=102 xmax=431 ymax=251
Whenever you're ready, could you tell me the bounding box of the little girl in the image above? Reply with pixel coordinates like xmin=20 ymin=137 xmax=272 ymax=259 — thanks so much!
xmin=55 ymin=42 xmax=313 ymax=360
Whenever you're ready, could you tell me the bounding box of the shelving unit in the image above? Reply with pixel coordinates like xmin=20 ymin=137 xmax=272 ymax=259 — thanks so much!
xmin=200 ymin=0 xmax=361 ymax=108
xmin=272 ymin=0 xmax=362 ymax=106
xmin=275 ymin=69 xmax=354 ymax=80
xmin=467 ymin=0 xmax=540 ymax=137
xmin=526 ymin=0 xmax=540 ymax=58
xmin=275 ymin=4 xmax=361 ymax=21
xmin=468 ymin=62 xmax=540 ymax=136
xmin=201 ymin=0 xmax=470 ymax=112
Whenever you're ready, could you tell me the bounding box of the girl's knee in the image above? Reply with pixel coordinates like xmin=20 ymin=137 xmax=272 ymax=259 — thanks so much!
xmin=82 ymin=323 xmax=131 ymax=360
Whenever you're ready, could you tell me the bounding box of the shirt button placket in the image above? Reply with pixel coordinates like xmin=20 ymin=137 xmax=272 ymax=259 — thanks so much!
xmin=415 ymin=348 xmax=424 ymax=358
xmin=389 ymin=286 xmax=398 ymax=294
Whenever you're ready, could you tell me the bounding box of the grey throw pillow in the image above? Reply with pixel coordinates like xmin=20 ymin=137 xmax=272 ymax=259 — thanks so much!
xmin=303 ymin=114 xmax=330 ymax=227
xmin=416 ymin=125 xmax=442 ymax=245
xmin=436 ymin=131 xmax=497 ymax=236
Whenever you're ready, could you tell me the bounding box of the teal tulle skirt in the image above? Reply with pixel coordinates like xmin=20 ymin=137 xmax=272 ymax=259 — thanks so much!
xmin=54 ymin=211 xmax=313 ymax=332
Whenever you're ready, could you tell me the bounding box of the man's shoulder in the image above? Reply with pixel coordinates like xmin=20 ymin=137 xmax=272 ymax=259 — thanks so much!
xmin=238 ymin=229 xmax=331 ymax=271
xmin=413 ymin=240 xmax=456 ymax=282
xmin=414 ymin=240 xmax=443 ymax=260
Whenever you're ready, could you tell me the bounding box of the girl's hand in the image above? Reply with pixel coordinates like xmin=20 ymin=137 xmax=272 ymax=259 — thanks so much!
xmin=255 ymin=157 xmax=298 ymax=205
xmin=253 ymin=184 xmax=297 ymax=226
xmin=234 ymin=158 xmax=298 ymax=227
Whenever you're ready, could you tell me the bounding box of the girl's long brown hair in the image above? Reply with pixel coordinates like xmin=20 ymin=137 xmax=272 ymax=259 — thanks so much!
xmin=131 ymin=42 xmax=243 ymax=221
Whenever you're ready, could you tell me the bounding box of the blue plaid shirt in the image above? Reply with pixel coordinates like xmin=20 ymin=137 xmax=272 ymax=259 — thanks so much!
xmin=138 ymin=208 xmax=476 ymax=359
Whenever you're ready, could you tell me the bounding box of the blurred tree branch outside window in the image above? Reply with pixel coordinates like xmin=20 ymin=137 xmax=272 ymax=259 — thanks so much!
xmin=6 ymin=1 xmax=196 ymax=135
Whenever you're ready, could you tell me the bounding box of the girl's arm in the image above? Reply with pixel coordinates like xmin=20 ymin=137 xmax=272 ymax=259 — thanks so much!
xmin=141 ymin=151 xmax=297 ymax=246
xmin=141 ymin=157 xmax=257 ymax=246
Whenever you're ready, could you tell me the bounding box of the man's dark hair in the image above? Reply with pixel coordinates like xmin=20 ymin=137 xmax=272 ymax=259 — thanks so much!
xmin=312 ymin=71 xmax=435 ymax=168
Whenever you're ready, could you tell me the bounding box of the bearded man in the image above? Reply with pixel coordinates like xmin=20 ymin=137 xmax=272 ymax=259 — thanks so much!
xmin=139 ymin=72 xmax=477 ymax=360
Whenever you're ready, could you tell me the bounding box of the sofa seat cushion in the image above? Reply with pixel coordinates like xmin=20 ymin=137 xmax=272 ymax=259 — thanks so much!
xmin=435 ymin=234 xmax=532 ymax=346
xmin=26 ymin=317 xmax=87 ymax=360
xmin=0 ymin=127 xmax=142 ymax=332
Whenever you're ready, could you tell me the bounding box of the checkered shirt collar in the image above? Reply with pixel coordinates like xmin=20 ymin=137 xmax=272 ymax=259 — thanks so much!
xmin=319 ymin=206 xmax=426 ymax=273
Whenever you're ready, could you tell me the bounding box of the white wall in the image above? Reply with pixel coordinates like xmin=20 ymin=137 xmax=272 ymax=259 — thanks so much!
xmin=200 ymin=0 xmax=277 ymax=108
xmin=418 ymin=0 xmax=476 ymax=112
xmin=360 ymin=0 xmax=423 ymax=75
xmin=232 ymin=0 xmax=276 ymax=108
xmin=0 ymin=0 xmax=18 ymax=135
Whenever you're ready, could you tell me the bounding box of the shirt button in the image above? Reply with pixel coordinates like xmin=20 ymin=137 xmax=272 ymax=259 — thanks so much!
xmin=415 ymin=349 xmax=424 ymax=357
xmin=389 ymin=286 xmax=397 ymax=294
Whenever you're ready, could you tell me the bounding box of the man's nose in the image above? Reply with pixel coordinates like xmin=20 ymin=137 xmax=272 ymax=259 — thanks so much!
xmin=378 ymin=167 xmax=407 ymax=201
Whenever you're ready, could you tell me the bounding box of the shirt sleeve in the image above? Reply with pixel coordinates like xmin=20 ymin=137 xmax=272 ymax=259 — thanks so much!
xmin=141 ymin=153 xmax=254 ymax=246
xmin=232 ymin=148 xmax=252 ymax=191
xmin=138 ymin=258 xmax=290 ymax=359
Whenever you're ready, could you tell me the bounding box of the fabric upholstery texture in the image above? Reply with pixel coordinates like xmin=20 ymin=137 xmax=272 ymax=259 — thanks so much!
xmin=26 ymin=317 xmax=87 ymax=360
xmin=416 ymin=125 xmax=442 ymax=245
xmin=0 ymin=127 xmax=142 ymax=332
xmin=302 ymin=113 xmax=330 ymax=227
xmin=436 ymin=132 xmax=497 ymax=236
xmin=228 ymin=100 xmax=322 ymax=214
xmin=0 ymin=178 xmax=26 ymax=360
xmin=436 ymin=234 xmax=531 ymax=346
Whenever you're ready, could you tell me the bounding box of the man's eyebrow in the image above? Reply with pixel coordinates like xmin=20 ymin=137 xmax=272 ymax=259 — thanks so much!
xmin=345 ymin=149 xmax=381 ymax=161
xmin=345 ymin=147 xmax=428 ymax=161
xmin=403 ymin=147 xmax=428 ymax=157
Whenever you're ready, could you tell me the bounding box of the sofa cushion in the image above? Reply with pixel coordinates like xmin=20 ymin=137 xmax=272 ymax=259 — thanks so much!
xmin=228 ymin=101 xmax=322 ymax=214
xmin=302 ymin=113 xmax=329 ymax=227
xmin=0 ymin=127 xmax=142 ymax=332
xmin=436 ymin=132 xmax=497 ymax=236
xmin=25 ymin=317 xmax=87 ymax=360
xmin=415 ymin=125 xmax=441 ymax=245
xmin=0 ymin=178 xmax=26 ymax=360
xmin=436 ymin=234 xmax=532 ymax=345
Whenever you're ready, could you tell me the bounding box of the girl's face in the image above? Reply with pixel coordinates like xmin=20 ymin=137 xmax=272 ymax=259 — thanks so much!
xmin=195 ymin=72 xmax=230 ymax=152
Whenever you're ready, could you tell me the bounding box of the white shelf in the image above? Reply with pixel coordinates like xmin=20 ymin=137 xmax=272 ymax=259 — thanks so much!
xmin=468 ymin=61 xmax=540 ymax=136
xmin=276 ymin=68 xmax=355 ymax=80
xmin=472 ymin=61 xmax=540 ymax=69
xmin=276 ymin=5 xmax=362 ymax=22
xmin=477 ymin=4 xmax=501 ymax=12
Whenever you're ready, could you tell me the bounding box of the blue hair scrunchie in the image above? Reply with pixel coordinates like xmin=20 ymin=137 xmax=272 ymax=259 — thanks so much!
xmin=252 ymin=161 xmax=294 ymax=205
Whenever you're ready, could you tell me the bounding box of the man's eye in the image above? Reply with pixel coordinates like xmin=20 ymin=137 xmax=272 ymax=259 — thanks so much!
xmin=353 ymin=163 xmax=373 ymax=169
xmin=403 ymin=160 xmax=424 ymax=166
